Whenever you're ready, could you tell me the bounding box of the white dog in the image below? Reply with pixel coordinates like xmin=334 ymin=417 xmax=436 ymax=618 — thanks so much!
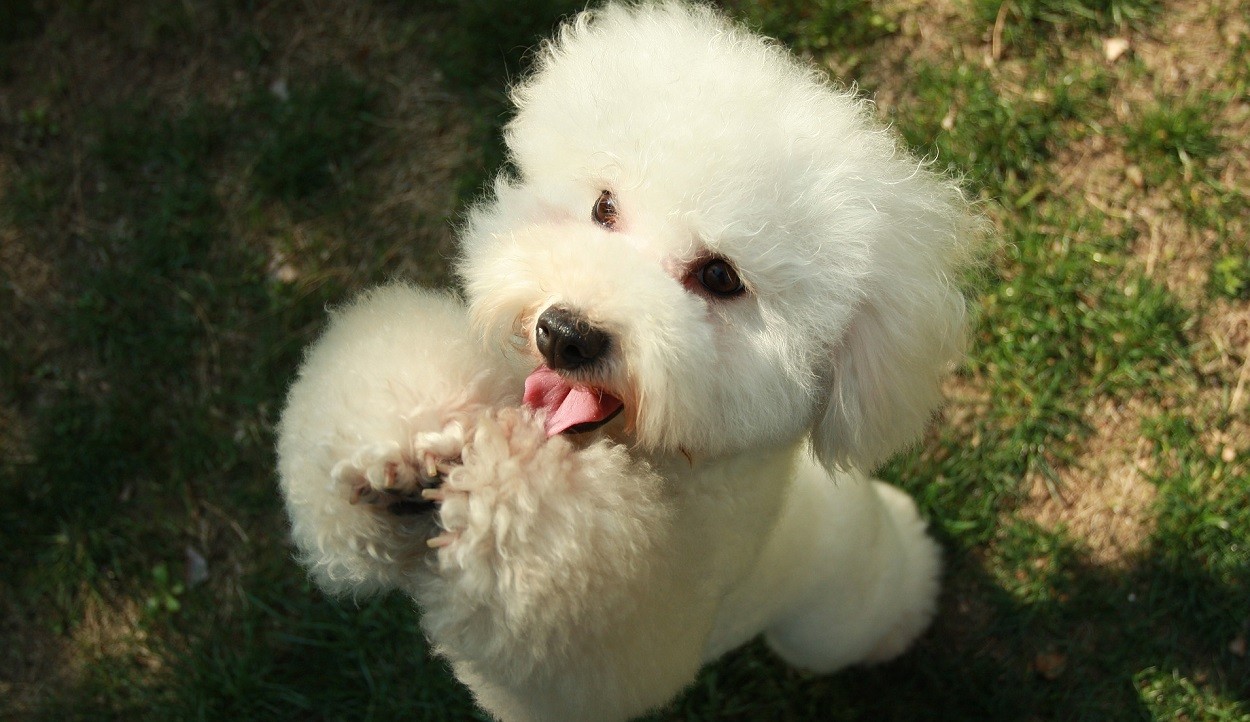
xmin=277 ymin=3 xmax=982 ymax=720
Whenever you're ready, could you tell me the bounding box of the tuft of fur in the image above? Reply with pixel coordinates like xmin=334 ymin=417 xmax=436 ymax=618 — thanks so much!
xmin=278 ymin=3 xmax=984 ymax=721
xmin=277 ymin=286 xmax=519 ymax=595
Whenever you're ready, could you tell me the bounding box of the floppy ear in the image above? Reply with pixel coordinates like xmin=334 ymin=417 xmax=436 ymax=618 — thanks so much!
xmin=811 ymin=285 xmax=969 ymax=472
xmin=810 ymin=184 xmax=984 ymax=472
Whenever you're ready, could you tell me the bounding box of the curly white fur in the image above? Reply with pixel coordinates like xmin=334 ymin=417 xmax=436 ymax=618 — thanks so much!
xmin=278 ymin=3 xmax=983 ymax=721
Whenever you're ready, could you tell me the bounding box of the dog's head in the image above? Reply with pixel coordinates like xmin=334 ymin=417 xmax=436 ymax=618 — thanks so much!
xmin=458 ymin=2 xmax=982 ymax=470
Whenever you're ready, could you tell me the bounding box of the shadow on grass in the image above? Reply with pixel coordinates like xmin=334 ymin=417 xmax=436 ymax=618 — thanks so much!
xmin=16 ymin=517 xmax=1244 ymax=721
xmin=913 ymin=537 xmax=1247 ymax=720
xmin=625 ymin=523 xmax=1248 ymax=722
xmin=158 ymin=586 xmax=485 ymax=722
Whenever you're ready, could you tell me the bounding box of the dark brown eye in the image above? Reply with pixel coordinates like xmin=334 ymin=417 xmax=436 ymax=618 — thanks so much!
xmin=592 ymin=190 xmax=618 ymax=229
xmin=697 ymin=258 xmax=745 ymax=297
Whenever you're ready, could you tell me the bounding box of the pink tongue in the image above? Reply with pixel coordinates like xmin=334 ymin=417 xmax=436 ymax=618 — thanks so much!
xmin=523 ymin=366 xmax=623 ymax=436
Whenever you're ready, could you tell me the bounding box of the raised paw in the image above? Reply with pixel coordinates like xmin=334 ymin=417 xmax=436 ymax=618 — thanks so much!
xmin=424 ymin=407 xmax=572 ymax=562
xmin=412 ymin=407 xmax=673 ymax=678
xmin=332 ymin=436 xmax=462 ymax=518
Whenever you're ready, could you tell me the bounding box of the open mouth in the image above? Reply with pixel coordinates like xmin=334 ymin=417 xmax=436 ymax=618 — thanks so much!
xmin=523 ymin=365 xmax=624 ymax=436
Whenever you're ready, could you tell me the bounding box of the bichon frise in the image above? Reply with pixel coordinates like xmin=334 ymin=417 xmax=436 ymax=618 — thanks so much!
xmin=277 ymin=3 xmax=983 ymax=720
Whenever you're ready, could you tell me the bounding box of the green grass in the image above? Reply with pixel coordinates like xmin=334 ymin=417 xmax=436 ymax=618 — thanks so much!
xmin=900 ymin=59 xmax=1112 ymax=203
xmin=725 ymin=0 xmax=899 ymax=54
xmin=1124 ymin=97 xmax=1224 ymax=190
xmin=1211 ymin=253 xmax=1250 ymax=300
xmin=2 ymin=0 xmax=1248 ymax=720
xmin=975 ymin=0 xmax=1163 ymax=55
xmin=247 ymin=70 xmax=379 ymax=202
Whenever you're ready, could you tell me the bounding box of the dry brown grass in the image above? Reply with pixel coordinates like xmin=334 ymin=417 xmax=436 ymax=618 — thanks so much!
xmin=1018 ymin=396 xmax=1160 ymax=565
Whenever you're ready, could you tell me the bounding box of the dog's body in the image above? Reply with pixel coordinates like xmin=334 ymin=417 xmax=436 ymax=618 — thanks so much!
xmin=278 ymin=4 xmax=981 ymax=721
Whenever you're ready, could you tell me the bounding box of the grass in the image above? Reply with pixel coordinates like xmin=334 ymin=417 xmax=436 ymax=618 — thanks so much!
xmin=1 ymin=0 xmax=1247 ymax=720
xmin=725 ymin=0 xmax=899 ymax=53
xmin=974 ymin=0 xmax=1163 ymax=54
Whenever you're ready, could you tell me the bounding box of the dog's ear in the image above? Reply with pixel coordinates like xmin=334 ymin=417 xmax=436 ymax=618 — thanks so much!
xmin=810 ymin=197 xmax=983 ymax=472
xmin=811 ymin=292 xmax=967 ymax=472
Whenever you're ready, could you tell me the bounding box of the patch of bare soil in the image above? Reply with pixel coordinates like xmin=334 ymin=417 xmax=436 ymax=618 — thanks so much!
xmin=1193 ymin=300 xmax=1250 ymax=478
xmin=1 ymin=590 xmax=157 ymax=718
xmin=0 ymin=601 xmax=69 ymax=718
xmin=1094 ymin=0 xmax=1248 ymax=306
xmin=859 ymin=0 xmax=977 ymax=117
xmin=1019 ymin=397 xmax=1159 ymax=566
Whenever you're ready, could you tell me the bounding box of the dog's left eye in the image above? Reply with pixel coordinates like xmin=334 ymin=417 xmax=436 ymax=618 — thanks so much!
xmin=696 ymin=258 xmax=745 ymax=297
xmin=592 ymin=190 xmax=618 ymax=229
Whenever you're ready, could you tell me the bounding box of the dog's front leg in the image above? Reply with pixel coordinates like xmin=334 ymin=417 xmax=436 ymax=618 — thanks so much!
xmin=277 ymin=285 xmax=517 ymax=596
xmin=412 ymin=409 xmax=707 ymax=722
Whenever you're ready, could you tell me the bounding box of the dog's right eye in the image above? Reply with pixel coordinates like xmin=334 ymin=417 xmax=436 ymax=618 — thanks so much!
xmin=592 ymin=190 xmax=618 ymax=229
xmin=696 ymin=258 xmax=745 ymax=298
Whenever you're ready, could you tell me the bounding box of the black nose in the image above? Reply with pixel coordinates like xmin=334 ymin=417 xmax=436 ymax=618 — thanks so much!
xmin=535 ymin=306 xmax=609 ymax=371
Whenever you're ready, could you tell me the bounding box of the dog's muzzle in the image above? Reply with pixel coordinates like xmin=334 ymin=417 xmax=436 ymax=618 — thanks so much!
xmin=535 ymin=305 xmax=610 ymax=371
xmin=526 ymin=305 xmax=623 ymax=436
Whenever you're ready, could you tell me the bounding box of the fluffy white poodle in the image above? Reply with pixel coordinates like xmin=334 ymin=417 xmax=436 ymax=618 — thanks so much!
xmin=277 ymin=3 xmax=982 ymax=720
